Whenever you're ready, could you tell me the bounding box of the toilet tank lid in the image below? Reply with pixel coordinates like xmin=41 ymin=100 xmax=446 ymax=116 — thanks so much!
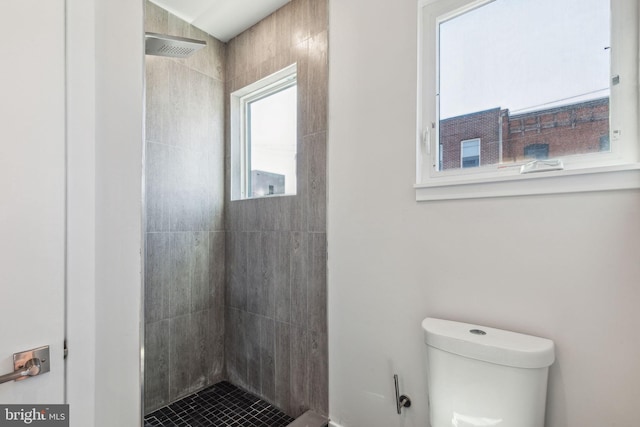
xmin=422 ymin=318 xmax=555 ymax=369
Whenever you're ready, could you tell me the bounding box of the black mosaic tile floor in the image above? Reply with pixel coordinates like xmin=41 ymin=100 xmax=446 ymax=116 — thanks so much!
xmin=144 ymin=381 xmax=295 ymax=427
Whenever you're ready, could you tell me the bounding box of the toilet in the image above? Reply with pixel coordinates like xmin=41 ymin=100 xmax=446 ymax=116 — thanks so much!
xmin=422 ymin=318 xmax=555 ymax=427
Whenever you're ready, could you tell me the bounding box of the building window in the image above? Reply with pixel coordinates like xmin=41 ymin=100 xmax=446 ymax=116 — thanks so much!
xmin=524 ymin=143 xmax=549 ymax=160
xmin=461 ymin=138 xmax=480 ymax=168
xmin=416 ymin=0 xmax=640 ymax=200
xmin=230 ymin=64 xmax=297 ymax=200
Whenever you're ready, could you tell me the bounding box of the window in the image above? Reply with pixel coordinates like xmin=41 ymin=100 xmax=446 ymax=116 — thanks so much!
xmin=417 ymin=0 xmax=640 ymax=200
xmin=230 ymin=64 xmax=297 ymax=200
xmin=524 ymin=144 xmax=549 ymax=160
xmin=461 ymin=139 xmax=480 ymax=168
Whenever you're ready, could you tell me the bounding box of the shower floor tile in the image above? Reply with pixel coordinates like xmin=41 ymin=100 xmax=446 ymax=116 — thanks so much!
xmin=144 ymin=381 xmax=295 ymax=427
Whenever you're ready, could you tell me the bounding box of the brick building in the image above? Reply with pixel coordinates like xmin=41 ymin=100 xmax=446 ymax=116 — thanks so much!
xmin=439 ymin=98 xmax=610 ymax=170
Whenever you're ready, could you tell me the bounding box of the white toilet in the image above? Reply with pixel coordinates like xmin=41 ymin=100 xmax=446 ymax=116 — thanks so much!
xmin=422 ymin=318 xmax=555 ymax=427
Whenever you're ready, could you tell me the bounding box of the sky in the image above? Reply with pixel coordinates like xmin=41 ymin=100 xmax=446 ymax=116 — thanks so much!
xmin=249 ymin=85 xmax=297 ymax=195
xmin=439 ymin=0 xmax=611 ymax=119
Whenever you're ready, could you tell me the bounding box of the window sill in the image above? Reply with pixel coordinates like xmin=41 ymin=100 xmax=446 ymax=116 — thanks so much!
xmin=414 ymin=163 xmax=640 ymax=201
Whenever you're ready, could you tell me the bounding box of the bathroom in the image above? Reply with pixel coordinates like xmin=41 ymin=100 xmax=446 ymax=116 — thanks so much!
xmin=4 ymin=0 xmax=637 ymax=426
xmin=137 ymin=1 xmax=640 ymax=426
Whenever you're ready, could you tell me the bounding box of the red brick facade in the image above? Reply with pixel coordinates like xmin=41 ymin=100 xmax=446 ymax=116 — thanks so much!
xmin=440 ymin=98 xmax=609 ymax=169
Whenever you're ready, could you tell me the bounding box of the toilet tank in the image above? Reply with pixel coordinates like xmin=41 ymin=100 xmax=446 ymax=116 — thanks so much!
xmin=422 ymin=318 xmax=555 ymax=427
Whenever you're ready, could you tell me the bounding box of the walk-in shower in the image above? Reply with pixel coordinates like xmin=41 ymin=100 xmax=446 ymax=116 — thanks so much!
xmin=142 ymin=0 xmax=329 ymax=425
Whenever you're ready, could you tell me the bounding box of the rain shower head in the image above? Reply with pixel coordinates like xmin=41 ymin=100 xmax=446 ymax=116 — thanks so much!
xmin=145 ymin=32 xmax=206 ymax=58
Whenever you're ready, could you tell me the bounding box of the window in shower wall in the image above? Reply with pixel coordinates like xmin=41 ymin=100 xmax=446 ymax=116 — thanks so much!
xmin=230 ymin=64 xmax=297 ymax=200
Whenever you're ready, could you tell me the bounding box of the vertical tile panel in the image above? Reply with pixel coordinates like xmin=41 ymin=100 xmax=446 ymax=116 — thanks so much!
xmin=145 ymin=232 xmax=170 ymax=323
xmin=253 ymin=13 xmax=276 ymax=65
xmin=233 ymin=31 xmax=249 ymax=79
xmin=259 ymin=50 xmax=294 ymax=82
xmin=225 ymin=38 xmax=237 ymax=81
xmin=308 ymin=232 xmax=327 ymax=414
xmin=167 ymin=11 xmax=189 ymax=38
xmin=145 ymin=57 xmax=169 ymax=145
xmin=210 ymin=231 xmax=226 ymax=311
xmin=189 ymin=310 xmax=209 ymax=392
xmin=209 ymin=231 xmax=226 ymax=382
xmin=282 ymin=194 xmax=303 ymax=232
xmin=296 ymin=39 xmax=310 ymax=138
xmin=258 ymin=197 xmax=278 ymax=231
xmin=167 ymin=145 xmax=188 ymax=231
xmin=226 ymin=232 xmax=247 ymax=309
xmin=184 ymin=26 xmax=216 ymax=79
xmin=308 ymin=233 xmax=327 ymax=334
xmin=166 ymin=61 xmax=191 ymax=147
xmin=244 ymin=198 xmax=261 ymax=232
xmin=246 ymin=232 xmax=262 ymax=314
xmin=306 ymin=31 xmax=328 ymax=136
xmin=207 ymin=306 xmax=225 ymax=382
xmin=290 ymin=232 xmax=308 ymax=326
xmin=296 ymin=40 xmax=310 ymax=235
xmin=290 ymin=325 xmax=309 ymax=417
xmin=225 ymin=307 xmax=247 ymax=387
xmin=228 ymin=198 xmax=244 ymax=232
xmin=260 ymin=316 xmax=276 ymax=403
xmin=308 ymin=328 xmax=329 ymax=414
xmin=275 ymin=321 xmax=292 ymax=415
xmin=210 ymin=37 xmax=226 ymax=82
xmin=275 ymin=2 xmax=294 ymax=55
xmin=200 ymin=150 xmax=217 ymax=232
xmin=144 ymin=319 xmax=169 ymax=414
xmin=190 ymin=231 xmax=210 ymax=312
xmin=211 ymin=79 xmax=225 ymax=231
xmin=188 ymin=70 xmax=214 ymax=152
xmin=308 ymin=0 xmax=328 ymax=38
xmin=145 ymin=142 xmax=168 ymax=232
xmin=144 ymin=0 xmax=168 ymax=34
xmin=169 ymin=232 xmax=193 ymax=317
xmin=306 ymin=132 xmax=327 ymax=232
xmin=291 ymin=0 xmax=311 ymax=46
xmin=261 ymin=232 xmax=277 ymax=318
xmin=275 ymin=232 xmax=292 ymax=323
xmin=169 ymin=314 xmax=191 ymax=401
xmin=246 ymin=312 xmax=262 ymax=395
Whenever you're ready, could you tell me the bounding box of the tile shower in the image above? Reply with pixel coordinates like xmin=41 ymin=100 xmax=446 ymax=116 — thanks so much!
xmin=143 ymin=0 xmax=328 ymax=423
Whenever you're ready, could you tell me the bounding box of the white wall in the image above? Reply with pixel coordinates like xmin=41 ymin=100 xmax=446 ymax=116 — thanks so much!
xmin=66 ymin=0 xmax=144 ymax=425
xmin=93 ymin=0 xmax=144 ymax=424
xmin=66 ymin=0 xmax=96 ymax=424
xmin=327 ymin=1 xmax=640 ymax=427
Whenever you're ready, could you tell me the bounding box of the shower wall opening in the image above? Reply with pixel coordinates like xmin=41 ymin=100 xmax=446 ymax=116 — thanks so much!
xmin=143 ymin=0 xmax=328 ymax=423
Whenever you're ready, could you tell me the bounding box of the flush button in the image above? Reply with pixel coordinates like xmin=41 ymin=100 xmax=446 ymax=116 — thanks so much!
xmin=470 ymin=329 xmax=486 ymax=335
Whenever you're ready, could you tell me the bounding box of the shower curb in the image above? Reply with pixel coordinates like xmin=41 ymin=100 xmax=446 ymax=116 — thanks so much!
xmin=286 ymin=410 xmax=328 ymax=427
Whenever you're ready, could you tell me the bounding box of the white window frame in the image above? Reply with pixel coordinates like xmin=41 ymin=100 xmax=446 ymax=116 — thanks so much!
xmin=416 ymin=0 xmax=640 ymax=201
xmin=230 ymin=64 xmax=297 ymax=201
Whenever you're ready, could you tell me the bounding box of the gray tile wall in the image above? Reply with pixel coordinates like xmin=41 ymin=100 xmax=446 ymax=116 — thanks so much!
xmin=144 ymin=1 xmax=226 ymax=414
xmin=224 ymin=0 xmax=329 ymax=418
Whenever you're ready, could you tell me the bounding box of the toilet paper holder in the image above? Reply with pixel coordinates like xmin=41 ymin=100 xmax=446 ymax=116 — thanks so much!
xmin=394 ymin=374 xmax=411 ymax=415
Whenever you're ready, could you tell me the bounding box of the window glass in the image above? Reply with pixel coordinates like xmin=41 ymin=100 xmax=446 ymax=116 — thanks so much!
xmin=247 ymin=84 xmax=297 ymax=197
xmin=461 ymin=139 xmax=480 ymax=168
xmin=438 ymin=0 xmax=610 ymax=171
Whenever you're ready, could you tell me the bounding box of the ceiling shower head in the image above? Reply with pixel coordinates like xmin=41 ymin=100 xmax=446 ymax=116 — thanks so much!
xmin=145 ymin=32 xmax=206 ymax=58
